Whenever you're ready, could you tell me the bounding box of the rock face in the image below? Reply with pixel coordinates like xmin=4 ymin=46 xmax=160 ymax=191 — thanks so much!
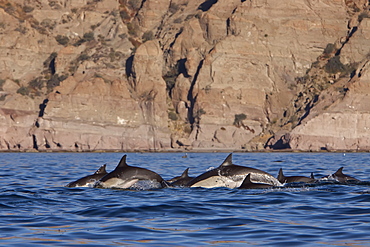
xmin=289 ymin=60 xmax=370 ymax=151
xmin=0 ymin=0 xmax=369 ymax=151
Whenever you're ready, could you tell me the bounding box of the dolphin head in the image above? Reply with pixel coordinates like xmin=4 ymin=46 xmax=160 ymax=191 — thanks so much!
xmin=66 ymin=164 xmax=108 ymax=188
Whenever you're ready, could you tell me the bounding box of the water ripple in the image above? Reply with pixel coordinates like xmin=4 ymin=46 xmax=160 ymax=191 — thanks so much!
xmin=1 ymin=152 xmax=370 ymax=246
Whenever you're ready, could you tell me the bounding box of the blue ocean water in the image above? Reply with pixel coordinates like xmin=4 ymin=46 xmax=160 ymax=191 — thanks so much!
xmin=1 ymin=152 xmax=370 ymax=246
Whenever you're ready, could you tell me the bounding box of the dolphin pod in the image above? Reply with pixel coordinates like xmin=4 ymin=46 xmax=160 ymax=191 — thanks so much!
xmin=65 ymin=153 xmax=361 ymax=190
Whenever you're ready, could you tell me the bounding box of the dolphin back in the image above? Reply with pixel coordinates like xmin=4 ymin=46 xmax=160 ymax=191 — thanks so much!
xmin=95 ymin=155 xmax=166 ymax=189
xmin=277 ymin=168 xmax=286 ymax=183
xmin=277 ymin=168 xmax=315 ymax=183
xmin=94 ymin=164 xmax=107 ymax=175
xmin=239 ymin=174 xmax=274 ymax=189
xmin=333 ymin=167 xmax=360 ymax=183
xmin=168 ymin=168 xmax=194 ymax=187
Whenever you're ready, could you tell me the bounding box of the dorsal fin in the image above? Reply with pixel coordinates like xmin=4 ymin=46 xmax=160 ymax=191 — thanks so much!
xmin=115 ymin=155 xmax=128 ymax=169
xmin=94 ymin=164 xmax=107 ymax=174
xmin=220 ymin=153 xmax=233 ymax=167
xmin=181 ymin=168 xmax=190 ymax=178
xmin=277 ymin=168 xmax=285 ymax=182
xmin=310 ymin=172 xmax=315 ymax=179
xmin=334 ymin=167 xmax=344 ymax=176
xmin=240 ymin=173 xmax=252 ymax=187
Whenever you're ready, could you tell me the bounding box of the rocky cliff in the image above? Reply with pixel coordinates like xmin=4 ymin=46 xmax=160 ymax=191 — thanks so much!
xmin=0 ymin=0 xmax=369 ymax=152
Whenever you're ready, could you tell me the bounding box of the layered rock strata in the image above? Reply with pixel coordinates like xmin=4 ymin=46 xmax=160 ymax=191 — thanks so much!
xmin=0 ymin=0 xmax=369 ymax=151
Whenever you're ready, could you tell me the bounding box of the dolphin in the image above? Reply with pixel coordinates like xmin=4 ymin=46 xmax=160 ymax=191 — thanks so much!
xmin=277 ymin=168 xmax=315 ymax=184
xmin=322 ymin=167 xmax=360 ymax=183
xmin=94 ymin=155 xmax=167 ymax=189
xmin=66 ymin=164 xmax=108 ymax=188
xmin=167 ymin=168 xmax=194 ymax=187
xmin=186 ymin=153 xmax=282 ymax=188
xmin=239 ymin=173 xmax=274 ymax=189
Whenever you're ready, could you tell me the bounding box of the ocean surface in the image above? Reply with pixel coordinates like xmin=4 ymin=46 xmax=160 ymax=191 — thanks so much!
xmin=1 ymin=152 xmax=370 ymax=246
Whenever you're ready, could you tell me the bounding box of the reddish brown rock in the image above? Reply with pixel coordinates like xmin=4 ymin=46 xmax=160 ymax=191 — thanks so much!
xmin=0 ymin=0 xmax=369 ymax=152
xmin=289 ymin=61 xmax=370 ymax=151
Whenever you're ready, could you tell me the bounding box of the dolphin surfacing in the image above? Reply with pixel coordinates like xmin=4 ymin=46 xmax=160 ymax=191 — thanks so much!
xmin=320 ymin=167 xmax=360 ymax=183
xmin=66 ymin=164 xmax=108 ymax=188
xmin=277 ymin=168 xmax=315 ymax=184
xmin=167 ymin=168 xmax=194 ymax=187
xmin=95 ymin=155 xmax=167 ymax=189
xmin=239 ymin=174 xmax=274 ymax=189
xmin=187 ymin=153 xmax=282 ymax=188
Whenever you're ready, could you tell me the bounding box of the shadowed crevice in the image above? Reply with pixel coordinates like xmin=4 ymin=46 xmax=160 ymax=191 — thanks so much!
xmin=187 ymin=60 xmax=204 ymax=125
xmin=32 ymin=135 xmax=38 ymax=150
xmin=198 ymin=0 xmax=218 ymax=11
xmin=125 ymin=55 xmax=134 ymax=78
xmin=38 ymin=99 xmax=49 ymax=118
